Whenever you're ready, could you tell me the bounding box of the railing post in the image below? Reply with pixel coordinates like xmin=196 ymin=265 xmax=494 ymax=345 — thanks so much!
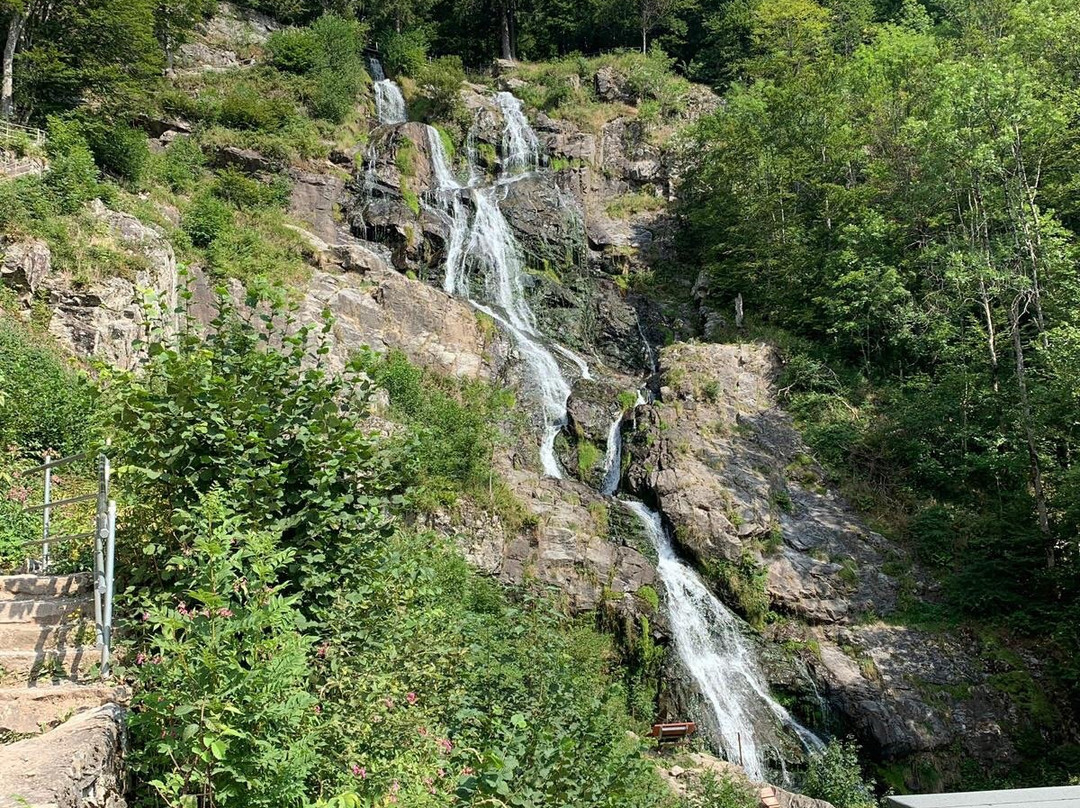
xmin=41 ymin=454 xmax=51 ymax=572
xmin=94 ymin=454 xmax=110 ymax=669
xmin=102 ymin=500 xmax=116 ymax=677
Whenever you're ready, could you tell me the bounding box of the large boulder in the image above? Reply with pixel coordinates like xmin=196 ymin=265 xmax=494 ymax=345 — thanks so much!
xmin=0 ymin=238 xmax=51 ymax=298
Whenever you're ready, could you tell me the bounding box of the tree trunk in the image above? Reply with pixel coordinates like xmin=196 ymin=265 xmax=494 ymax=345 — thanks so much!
xmin=500 ymin=3 xmax=514 ymax=61
xmin=1009 ymin=295 xmax=1053 ymax=567
xmin=642 ymin=26 xmax=647 ymax=54
xmin=2 ymin=9 xmax=27 ymax=120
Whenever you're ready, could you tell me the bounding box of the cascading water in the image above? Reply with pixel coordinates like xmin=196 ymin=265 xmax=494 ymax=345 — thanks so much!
xmin=365 ymin=84 xmax=818 ymax=780
xmin=370 ymin=58 xmax=406 ymax=125
xmin=495 ymin=92 xmax=540 ymax=171
xmin=623 ymin=501 xmax=823 ymax=781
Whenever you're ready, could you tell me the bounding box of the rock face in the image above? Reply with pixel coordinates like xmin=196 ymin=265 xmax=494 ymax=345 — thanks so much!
xmin=0 ymin=704 xmax=126 ymax=808
xmin=43 ymin=202 xmax=179 ymax=370
xmin=175 ymin=1 xmax=276 ymax=73
xmin=658 ymin=751 xmax=835 ymax=808
xmin=0 ymin=238 xmax=51 ymax=298
xmin=440 ymin=458 xmax=656 ymax=614
xmin=624 ymin=341 xmax=1064 ymax=780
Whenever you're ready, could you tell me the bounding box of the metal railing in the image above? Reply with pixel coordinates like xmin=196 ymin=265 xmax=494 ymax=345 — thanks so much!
xmin=0 ymin=120 xmax=45 ymax=146
xmin=22 ymin=451 xmax=117 ymax=676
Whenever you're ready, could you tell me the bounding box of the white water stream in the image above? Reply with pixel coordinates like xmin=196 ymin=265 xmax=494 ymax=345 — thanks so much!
xmin=624 ymin=501 xmax=823 ymax=780
xmin=366 ymin=79 xmax=821 ymax=778
xmin=370 ymin=59 xmax=407 ymax=125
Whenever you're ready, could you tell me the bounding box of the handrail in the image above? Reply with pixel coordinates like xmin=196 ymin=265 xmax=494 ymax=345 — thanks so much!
xmin=21 ymin=451 xmax=116 ymax=677
xmin=0 ymin=120 xmax=45 ymax=145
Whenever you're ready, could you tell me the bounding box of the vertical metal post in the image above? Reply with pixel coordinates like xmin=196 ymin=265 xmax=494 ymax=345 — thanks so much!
xmin=41 ymin=455 xmax=51 ymax=572
xmin=93 ymin=454 xmax=109 ymax=668
xmin=102 ymin=500 xmax=116 ymax=677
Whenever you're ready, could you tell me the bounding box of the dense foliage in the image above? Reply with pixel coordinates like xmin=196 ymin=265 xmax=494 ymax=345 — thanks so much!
xmin=96 ymin=298 xmax=685 ymax=807
xmin=676 ymin=0 xmax=1080 ymax=781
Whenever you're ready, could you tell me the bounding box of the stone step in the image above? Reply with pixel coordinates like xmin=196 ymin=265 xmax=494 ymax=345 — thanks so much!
xmin=0 ymin=683 xmax=118 ymax=736
xmin=0 ymin=597 xmax=92 ymax=625
xmin=0 ymin=647 xmax=98 ymax=686
xmin=0 ymin=620 xmax=97 ymax=653
xmin=0 ymin=574 xmax=93 ymax=601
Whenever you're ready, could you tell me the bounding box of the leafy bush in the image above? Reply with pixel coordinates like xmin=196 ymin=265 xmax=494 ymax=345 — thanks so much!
xmin=128 ymin=493 xmax=316 ymax=807
xmin=266 ymin=26 xmax=320 ymax=73
xmin=212 ymin=167 xmax=290 ymax=210
xmin=44 ymin=117 xmax=99 ymax=214
xmin=681 ymin=770 xmax=759 ymax=808
xmin=803 ymin=739 xmax=876 ymax=808
xmin=151 ymin=136 xmax=205 ymax=192
xmin=381 ymin=28 xmax=428 ymax=78
xmin=219 ymin=88 xmax=294 ymax=131
xmin=183 ymin=192 xmax=233 ymax=247
xmin=413 ymin=56 xmax=465 ymax=122
xmin=0 ymin=319 xmax=95 ymax=456
xmin=86 ymin=122 xmax=150 ymax=185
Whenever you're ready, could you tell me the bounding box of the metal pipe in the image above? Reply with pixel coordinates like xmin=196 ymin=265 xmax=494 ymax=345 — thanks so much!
xmin=42 ymin=455 xmax=50 ymax=572
xmin=103 ymin=500 xmax=116 ymax=677
xmin=93 ymin=454 xmax=108 ymax=666
xmin=21 ymin=450 xmax=90 ymax=474
xmin=24 ymin=493 xmax=97 ymax=512
xmin=24 ymin=530 xmax=94 ymax=545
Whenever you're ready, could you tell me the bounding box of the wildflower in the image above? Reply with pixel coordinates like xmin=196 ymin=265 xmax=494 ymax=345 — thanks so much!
xmin=423 ymin=776 xmax=435 ymax=794
xmin=461 ymin=766 xmax=474 ymax=776
xmin=313 ymin=704 xmax=322 ymax=714
xmin=216 ymin=608 xmax=234 ymax=618
xmin=351 ymin=764 xmax=367 ymax=778
xmin=141 ymin=612 xmax=150 ymax=622
xmin=383 ymin=697 xmax=394 ymax=710
xmin=135 ymin=652 xmax=147 ymax=665
xmin=437 ymin=768 xmax=445 ymax=778
xmin=316 ymin=643 xmax=329 ymax=659
xmin=438 ymin=738 xmax=452 ymax=754
xmin=406 ymin=692 xmax=417 ymax=705
xmin=391 ymin=781 xmax=400 ymax=794
xmin=417 ymin=726 xmax=428 ymax=737
xmin=151 ymin=655 xmax=162 ymax=665
xmin=177 ymin=601 xmax=189 ymax=617
xmin=6 ymin=485 xmax=29 ymax=504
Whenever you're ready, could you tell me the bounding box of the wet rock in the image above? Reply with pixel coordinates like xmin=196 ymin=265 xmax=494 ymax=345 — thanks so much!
xmin=1 ymin=238 xmax=51 ymax=298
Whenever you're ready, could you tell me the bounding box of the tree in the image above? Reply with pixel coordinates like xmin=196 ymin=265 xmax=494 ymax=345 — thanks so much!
xmin=639 ymin=0 xmax=691 ymax=53
xmin=1 ymin=0 xmax=35 ymax=119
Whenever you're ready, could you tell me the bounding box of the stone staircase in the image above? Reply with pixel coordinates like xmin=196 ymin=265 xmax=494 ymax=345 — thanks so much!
xmin=0 ymin=573 xmax=115 ymax=737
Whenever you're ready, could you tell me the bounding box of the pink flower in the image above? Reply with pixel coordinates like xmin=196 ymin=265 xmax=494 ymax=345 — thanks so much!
xmin=461 ymin=766 xmax=474 ymax=776
xmin=177 ymin=602 xmax=189 ymax=617
xmin=216 ymin=608 xmax=234 ymax=618
xmin=383 ymin=697 xmax=394 ymax=710
xmin=135 ymin=652 xmax=147 ymax=665
xmin=391 ymin=781 xmax=400 ymax=794
xmin=438 ymin=738 xmax=452 ymax=754
xmin=406 ymin=692 xmax=418 ymax=705
xmin=313 ymin=704 xmax=322 ymax=714
xmin=5 ymin=486 xmax=29 ymax=504
xmin=350 ymin=764 xmax=366 ymax=778
xmin=437 ymin=768 xmax=445 ymax=778
xmin=141 ymin=612 xmax=150 ymax=622
xmin=316 ymin=643 xmax=329 ymax=659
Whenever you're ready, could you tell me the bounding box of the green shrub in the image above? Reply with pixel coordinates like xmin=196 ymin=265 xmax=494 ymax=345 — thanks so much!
xmin=183 ymin=192 xmax=233 ymax=247
xmin=213 ymin=167 xmax=290 ymax=210
xmin=381 ymin=28 xmax=428 ymax=78
xmin=127 ymin=492 xmax=317 ymax=808
xmin=803 ymin=739 xmax=876 ymax=808
xmin=152 ymin=136 xmax=205 ymax=192
xmin=413 ymin=55 xmax=465 ymax=122
xmin=44 ymin=117 xmax=99 ymax=214
xmin=219 ymin=89 xmax=294 ymax=131
xmin=682 ymin=770 xmax=758 ymax=808
xmin=266 ymin=27 xmax=320 ymax=73
xmin=92 ymin=123 xmax=150 ymax=185
xmin=0 ymin=319 xmax=95 ymax=455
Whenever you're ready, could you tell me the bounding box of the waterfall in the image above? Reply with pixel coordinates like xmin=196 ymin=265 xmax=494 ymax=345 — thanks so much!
xmin=426 ymin=93 xmax=580 ymax=477
xmin=495 ymin=92 xmax=540 ymax=172
xmin=370 ymin=59 xmax=406 ymax=125
xmin=600 ymin=392 xmax=644 ymax=496
xmin=623 ymin=501 xmax=823 ymax=782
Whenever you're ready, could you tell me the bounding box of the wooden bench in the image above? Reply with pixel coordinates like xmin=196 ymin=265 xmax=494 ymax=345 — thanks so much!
xmin=650 ymin=722 xmax=697 ymax=744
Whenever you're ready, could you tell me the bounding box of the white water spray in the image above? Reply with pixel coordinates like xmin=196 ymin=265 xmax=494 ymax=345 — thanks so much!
xmin=495 ymin=92 xmax=540 ymax=172
xmin=370 ymin=59 xmax=406 ymax=125
xmin=624 ymin=501 xmax=823 ymax=781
